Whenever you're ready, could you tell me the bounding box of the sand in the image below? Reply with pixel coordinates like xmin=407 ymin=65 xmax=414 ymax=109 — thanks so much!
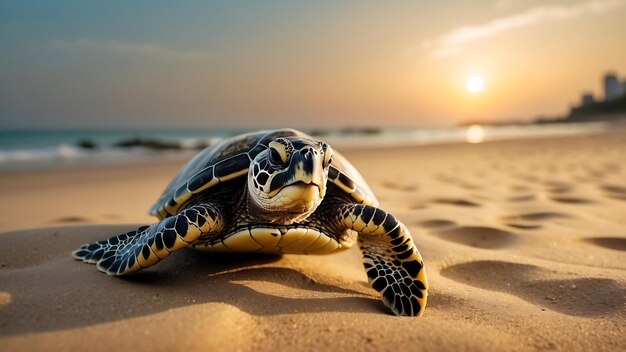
xmin=0 ymin=130 xmax=625 ymax=351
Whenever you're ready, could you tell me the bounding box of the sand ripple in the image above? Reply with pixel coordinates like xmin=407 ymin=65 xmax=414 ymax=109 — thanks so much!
xmin=441 ymin=260 xmax=625 ymax=316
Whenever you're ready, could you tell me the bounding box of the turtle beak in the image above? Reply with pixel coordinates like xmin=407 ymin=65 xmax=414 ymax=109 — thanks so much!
xmin=295 ymin=147 xmax=323 ymax=185
xmin=289 ymin=147 xmax=325 ymax=195
xmin=267 ymin=147 xmax=326 ymax=198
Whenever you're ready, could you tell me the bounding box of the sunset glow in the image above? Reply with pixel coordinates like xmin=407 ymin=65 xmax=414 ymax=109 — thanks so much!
xmin=1 ymin=1 xmax=625 ymax=129
xmin=466 ymin=76 xmax=484 ymax=94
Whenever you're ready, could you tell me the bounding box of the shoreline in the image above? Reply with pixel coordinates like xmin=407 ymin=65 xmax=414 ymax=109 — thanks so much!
xmin=0 ymin=122 xmax=614 ymax=173
xmin=0 ymin=122 xmax=616 ymax=174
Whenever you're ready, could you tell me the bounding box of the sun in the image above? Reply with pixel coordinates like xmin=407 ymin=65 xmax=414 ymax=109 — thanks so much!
xmin=466 ymin=76 xmax=484 ymax=93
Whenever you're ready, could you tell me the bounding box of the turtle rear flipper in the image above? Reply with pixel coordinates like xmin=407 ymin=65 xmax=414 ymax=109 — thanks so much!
xmin=341 ymin=204 xmax=428 ymax=316
xmin=72 ymin=204 xmax=223 ymax=275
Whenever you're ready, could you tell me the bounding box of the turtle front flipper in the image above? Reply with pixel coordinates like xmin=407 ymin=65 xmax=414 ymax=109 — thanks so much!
xmin=72 ymin=204 xmax=223 ymax=275
xmin=341 ymin=204 xmax=428 ymax=316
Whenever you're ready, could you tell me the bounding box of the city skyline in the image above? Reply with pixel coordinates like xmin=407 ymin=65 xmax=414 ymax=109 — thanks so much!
xmin=577 ymin=71 xmax=626 ymax=106
xmin=2 ymin=0 xmax=626 ymax=129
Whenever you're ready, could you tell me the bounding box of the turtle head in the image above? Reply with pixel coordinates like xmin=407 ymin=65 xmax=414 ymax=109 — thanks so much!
xmin=247 ymin=137 xmax=333 ymax=224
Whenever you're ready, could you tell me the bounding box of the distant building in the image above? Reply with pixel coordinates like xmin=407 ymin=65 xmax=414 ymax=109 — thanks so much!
xmin=604 ymin=73 xmax=624 ymax=101
xmin=553 ymin=71 xmax=626 ymax=124
xmin=581 ymin=93 xmax=594 ymax=106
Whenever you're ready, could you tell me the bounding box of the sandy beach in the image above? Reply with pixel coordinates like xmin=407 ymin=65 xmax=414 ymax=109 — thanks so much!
xmin=0 ymin=130 xmax=625 ymax=351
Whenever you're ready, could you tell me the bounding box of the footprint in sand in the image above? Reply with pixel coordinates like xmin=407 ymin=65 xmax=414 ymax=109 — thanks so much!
xmin=430 ymin=198 xmax=481 ymax=207
xmin=501 ymin=212 xmax=570 ymax=222
xmin=543 ymin=181 xmax=570 ymax=187
xmin=586 ymin=170 xmax=607 ymax=179
xmin=549 ymin=196 xmax=593 ymax=204
xmin=431 ymin=226 xmax=517 ymax=249
xmin=546 ymin=186 xmax=573 ymax=194
xmin=500 ymin=212 xmax=570 ymax=230
xmin=441 ymin=260 xmax=625 ymax=316
xmin=416 ymin=219 xmax=457 ymax=230
xmin=583 ymin=237 xmax=626 ymax=251
xmin=606 ymin=194 xmax=626 ymax=201
xmin=601 ymin=184 xmax=626 ymax=201
xmin=506 ymin=194 xmax=536 ymax=202
xmin=506 ymin=223 xmax=542 ymax=230
xmin=53 ymin=216 xmax=91 ymax=224
xmin=379 ymin=181 xmax=418 ymax=192
xmin=543 ymin=181 xmax=573 ymax=194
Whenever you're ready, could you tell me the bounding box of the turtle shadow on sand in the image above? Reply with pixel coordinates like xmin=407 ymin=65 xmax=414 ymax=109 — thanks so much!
xmin=0 ymin=225 xmax=382 ymax=337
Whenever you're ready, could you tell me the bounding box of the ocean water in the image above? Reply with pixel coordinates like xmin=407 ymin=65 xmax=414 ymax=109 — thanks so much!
xmin=0 ymin=128 xmax=235 ymax=168
xmin=0 ymin=129 xmax=237 ymax=151
xmin=0 ymin=123 xmax=608 ymax=170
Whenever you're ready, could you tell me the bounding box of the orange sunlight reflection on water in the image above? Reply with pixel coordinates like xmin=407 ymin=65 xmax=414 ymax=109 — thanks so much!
xmin=466 ymin=124 xmax=485 ymax=143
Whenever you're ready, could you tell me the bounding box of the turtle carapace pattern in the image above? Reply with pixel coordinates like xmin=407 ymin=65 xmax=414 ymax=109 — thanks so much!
xmin=73 ymin=129 xmax=428 ymax=317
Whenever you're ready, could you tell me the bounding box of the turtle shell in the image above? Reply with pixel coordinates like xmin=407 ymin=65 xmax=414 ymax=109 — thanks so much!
xmin=149 ymin=128 xmax=377 ymax=219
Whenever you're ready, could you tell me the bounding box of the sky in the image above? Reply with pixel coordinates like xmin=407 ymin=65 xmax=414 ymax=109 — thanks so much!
xmin=1 ymin=0 xmax=626 ymax=130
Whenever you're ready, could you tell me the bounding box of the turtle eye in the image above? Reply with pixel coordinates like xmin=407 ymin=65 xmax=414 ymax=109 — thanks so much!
xmin=268 ymin=141 xmax=288 ymax=165
xmin=269 ymin=148 xmax=282 ymax=164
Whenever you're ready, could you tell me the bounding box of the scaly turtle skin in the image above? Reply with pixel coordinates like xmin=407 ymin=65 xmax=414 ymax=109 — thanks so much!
xmin=73 ymin=129 xmax=428 ymax=316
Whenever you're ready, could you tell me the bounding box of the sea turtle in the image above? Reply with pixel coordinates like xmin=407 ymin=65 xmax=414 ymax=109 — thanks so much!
xmin=73 ymin=128 xmax=428 ymax=316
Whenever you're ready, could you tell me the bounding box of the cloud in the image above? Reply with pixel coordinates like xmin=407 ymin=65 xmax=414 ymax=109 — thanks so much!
xmin=49 ymin=38 xmax=206 ymax=61
xmin=493 ymin=0 xmax=525 ymax=10
xmin=422 ymin=0 xmax=626 ymax=59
